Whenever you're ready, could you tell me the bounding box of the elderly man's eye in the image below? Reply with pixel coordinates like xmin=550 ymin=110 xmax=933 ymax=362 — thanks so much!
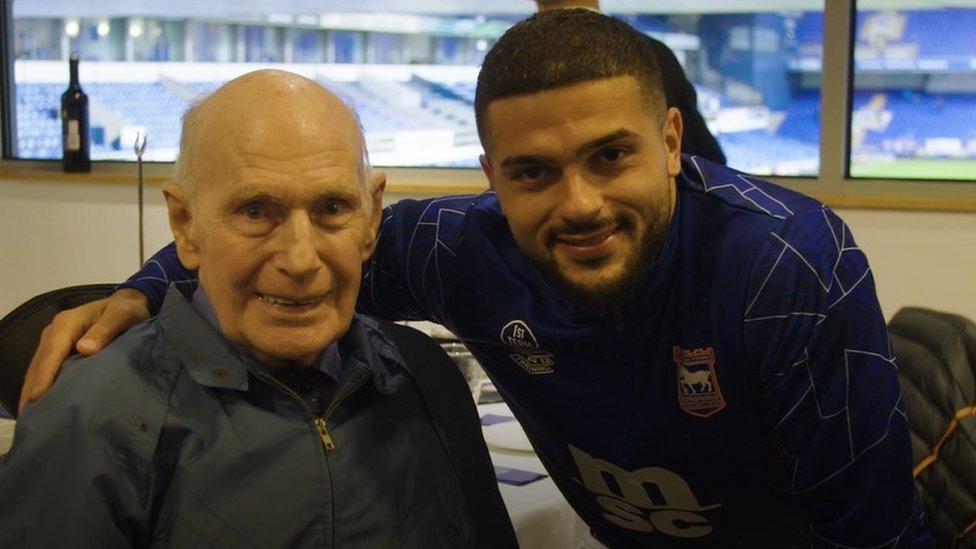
xmin=323 ymin=198 xmax=347 ymax=216
xmin=242 ymin=202 xmax=265 ymax=220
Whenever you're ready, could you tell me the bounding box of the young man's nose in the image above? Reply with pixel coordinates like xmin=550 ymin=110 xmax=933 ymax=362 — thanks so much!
xmin=557 ymin=171 xmax=604 ymax=224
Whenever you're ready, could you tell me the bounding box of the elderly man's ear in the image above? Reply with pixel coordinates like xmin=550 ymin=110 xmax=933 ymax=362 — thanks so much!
xmin=362 ymin=171 xmax=387 ymax=260
xmin=162 ymin=182 xmax=202 ymax=271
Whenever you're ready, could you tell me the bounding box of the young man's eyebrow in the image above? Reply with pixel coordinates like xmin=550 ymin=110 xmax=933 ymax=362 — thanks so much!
xmin=499 ymin=129 xmax=640 ymax=169
xmin=500 ymin=155 xmax=553 ymax=169
xmin=573 ymin=129 xmax=640 ymax=157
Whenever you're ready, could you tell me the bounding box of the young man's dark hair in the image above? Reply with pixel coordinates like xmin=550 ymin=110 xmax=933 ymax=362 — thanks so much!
xmin=474 ymin=9 xmax=666 ymax=146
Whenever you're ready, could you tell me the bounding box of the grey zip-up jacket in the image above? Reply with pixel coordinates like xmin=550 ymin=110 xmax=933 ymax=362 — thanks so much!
xmin=0 ymin=284 xmax=501 ymax=548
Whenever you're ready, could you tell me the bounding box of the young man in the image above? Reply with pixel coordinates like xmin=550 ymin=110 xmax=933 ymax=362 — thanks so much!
xmin=1 ymin=70 xmax=514 ymax=548
xmin=23 ymin=11 xmax=929 ymax=547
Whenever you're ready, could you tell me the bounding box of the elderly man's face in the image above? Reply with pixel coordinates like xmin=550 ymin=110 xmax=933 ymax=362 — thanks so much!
xmin=167 ymin=73 xmax=382 ymax=367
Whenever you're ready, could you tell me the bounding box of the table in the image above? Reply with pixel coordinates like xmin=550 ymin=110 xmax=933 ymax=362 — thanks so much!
xmin=0 ymin=419 xmax=13 ymax=454
xmin=480 ymin=402 xmax=589 ymax=549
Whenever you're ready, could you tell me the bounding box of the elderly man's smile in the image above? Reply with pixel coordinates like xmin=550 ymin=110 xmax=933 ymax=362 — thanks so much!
xmin=256 ymin=293 xmax=329 ymax=313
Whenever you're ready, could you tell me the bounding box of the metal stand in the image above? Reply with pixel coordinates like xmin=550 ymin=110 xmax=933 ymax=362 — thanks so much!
xmin=134 ymin=133 xmax=148 ymax=267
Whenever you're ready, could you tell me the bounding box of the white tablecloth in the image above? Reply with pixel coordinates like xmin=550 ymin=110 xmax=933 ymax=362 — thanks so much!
xmin=0 ymin=409 xmax=588 ymax=548
xmin=480 ymin=402 xmax=589 ymax=549
xmin=0 ymin=419 xmax=13 ymax=454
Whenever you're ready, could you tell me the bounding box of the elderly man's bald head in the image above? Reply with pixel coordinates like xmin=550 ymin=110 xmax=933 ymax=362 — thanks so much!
xmin=162 ymin=69 xmax=386 ymax=368
xmin=174 ymin=70 xmax=370 ymax=204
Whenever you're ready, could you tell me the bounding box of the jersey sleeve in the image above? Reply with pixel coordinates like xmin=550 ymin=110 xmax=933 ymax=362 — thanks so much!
xmin=743 ymin=206 xmax=931 ymax=547
xmin=119 ymin=242 xmax=195 ymax=315
xmin=357 ymin=195 xmax=478 ymax=325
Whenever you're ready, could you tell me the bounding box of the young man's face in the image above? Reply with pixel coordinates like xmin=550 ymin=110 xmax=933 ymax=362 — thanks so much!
xmin=481 ymin=76 xmax=682 ymax=309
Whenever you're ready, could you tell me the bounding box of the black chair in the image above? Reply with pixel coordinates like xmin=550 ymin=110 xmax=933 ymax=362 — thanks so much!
xmin=0 ymin=284 xmax=118 ymax=418
xmin=377 ymin=320 xmax=518 ymax=548
xmin=889 ymin=307 xmax=976 ymax=548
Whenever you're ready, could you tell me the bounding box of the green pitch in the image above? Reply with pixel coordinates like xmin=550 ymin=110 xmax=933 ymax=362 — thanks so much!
xmin=850 ymin=158 xmax=976 ymax=181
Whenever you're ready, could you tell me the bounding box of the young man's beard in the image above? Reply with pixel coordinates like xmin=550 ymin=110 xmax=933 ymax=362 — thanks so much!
xmin=537 ymin=210 xmax=670 ymax=311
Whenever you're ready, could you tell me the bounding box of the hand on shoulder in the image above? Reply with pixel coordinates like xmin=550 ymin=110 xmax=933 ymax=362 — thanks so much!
xmin=19 ymin=288 xmax=149 ymax=412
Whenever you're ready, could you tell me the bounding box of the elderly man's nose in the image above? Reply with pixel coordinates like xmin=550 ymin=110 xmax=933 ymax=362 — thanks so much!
xmin=277 ymin=213 xmax=322 ymax=279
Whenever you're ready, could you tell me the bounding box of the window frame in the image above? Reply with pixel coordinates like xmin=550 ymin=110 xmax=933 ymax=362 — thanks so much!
xmin=0 ymin=0 xmax=15 ymax=161
xmin=1 ymin=0 xmax=975 ymax=211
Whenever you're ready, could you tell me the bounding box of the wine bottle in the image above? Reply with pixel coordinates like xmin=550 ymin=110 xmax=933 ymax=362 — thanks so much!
xmin=61 ymin=54 xmax=91 ymax=172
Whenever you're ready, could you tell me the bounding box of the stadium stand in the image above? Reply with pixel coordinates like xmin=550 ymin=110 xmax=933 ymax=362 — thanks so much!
xmin=14 ymin=83 xmax=62 ymax=158
xmin=794 ymin=12 xmax=823 ymax=48
xmin=773 ymin=90 xmax=820 ymax=145
xmin=854 ymin=91 xmax=976 ymax=158
xmin=892 ymin=9 xmax=976 ymax=60
xmin=16 ymin=82 xmax=185 ymax=158
xmin=716 ymin=130 xmax=818 ymax=174
xmin=10 ymin=8 xmax=974 ymax=173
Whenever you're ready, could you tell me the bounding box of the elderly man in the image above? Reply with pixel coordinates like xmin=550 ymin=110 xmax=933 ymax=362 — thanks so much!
xmin=0 ymin=70 xmax=515 ymax=548
xmin=24 ymin=11 xmax=930 ymax=547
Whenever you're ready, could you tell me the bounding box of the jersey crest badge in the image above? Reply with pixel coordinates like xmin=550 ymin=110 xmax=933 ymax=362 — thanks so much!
xmin=674 ymin=346 xmax=726 ymax=418
xmin=501 ymin=320 xmax=555 ymax=374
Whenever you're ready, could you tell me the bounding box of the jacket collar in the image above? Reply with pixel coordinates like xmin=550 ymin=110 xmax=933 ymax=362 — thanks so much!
xmin=157 ymin=281 xmax=403 ymax=394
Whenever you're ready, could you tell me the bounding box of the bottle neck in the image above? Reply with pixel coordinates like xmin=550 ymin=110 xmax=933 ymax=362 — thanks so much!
xmin=68 ymin=59 xmax=79 ymax=88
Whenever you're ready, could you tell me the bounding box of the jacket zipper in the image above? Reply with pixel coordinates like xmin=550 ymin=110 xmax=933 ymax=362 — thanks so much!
xmin=314 ymin=372 xmax=370 ymax=451
xmin=255 ymin=369 xmax=370 ymax=549
xmin=255 ymin=371 xmax=370 ymax=452
xmin=312 ymin=417 xmax=334 ymax=450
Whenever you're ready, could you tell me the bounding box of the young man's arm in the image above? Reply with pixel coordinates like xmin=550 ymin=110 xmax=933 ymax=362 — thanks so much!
xmin=118 ymin=241 xmax=194 ymax=314
xmin=744 ymin=207 xmax=931 ymax=547
xmin=357 ymin=194 xmax=478 ymax=324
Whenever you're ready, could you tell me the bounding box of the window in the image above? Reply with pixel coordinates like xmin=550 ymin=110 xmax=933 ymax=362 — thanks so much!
xmin=4 ymin=1 xmax=826 ymax=176
xmin=850 ymin=7 xmax=976 ymax=181
xmin=11 ymin=2 xmax=973 ymax=187
xmin=660 ymin=10 xmax=824 ymax=176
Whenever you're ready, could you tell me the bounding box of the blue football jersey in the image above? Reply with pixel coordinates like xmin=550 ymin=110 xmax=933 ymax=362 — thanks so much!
xmin=127 ymin=156 xmax=930 ymax=547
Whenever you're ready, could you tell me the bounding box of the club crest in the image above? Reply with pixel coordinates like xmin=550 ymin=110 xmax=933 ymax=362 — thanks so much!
xmin=501 ymin=320 xmax=555 ymax=374
xmin=674 ymin=346 xmax=725 ymax=418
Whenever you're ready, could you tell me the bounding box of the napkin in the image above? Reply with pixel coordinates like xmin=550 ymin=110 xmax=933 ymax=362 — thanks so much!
xmin=480 ymin=413 xmax=515 ymax=426
xmin=494 ymin=466 xmax=547 ymax=486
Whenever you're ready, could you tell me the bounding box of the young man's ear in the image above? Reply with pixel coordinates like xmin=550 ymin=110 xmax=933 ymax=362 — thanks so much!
xmin=663 ymin=106 xmax=683 ymax=178
xmin=480 ymin=154 xmax=496 ymax=191
xmin=361 ymin=171 xmax=387 ymax=260
xmin=162 ymin=182 xmax=201 ymax=270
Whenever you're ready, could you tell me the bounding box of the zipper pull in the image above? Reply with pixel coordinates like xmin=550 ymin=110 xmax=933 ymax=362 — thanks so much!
xmin=313 ymin=417 xmax=336 ymax=452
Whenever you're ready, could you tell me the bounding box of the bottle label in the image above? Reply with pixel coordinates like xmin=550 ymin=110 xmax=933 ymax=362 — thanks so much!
xmin=65 ymin=120 xmax=80 ymax=151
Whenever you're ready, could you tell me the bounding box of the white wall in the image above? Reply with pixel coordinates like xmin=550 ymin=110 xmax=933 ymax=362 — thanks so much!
xmin=0 ymin=178 xmax=167 ymax=316
xmin=2 ymin=177 xmax=976 ymax=323
xmin=839 ymin=208 xmax=976 ymax=320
